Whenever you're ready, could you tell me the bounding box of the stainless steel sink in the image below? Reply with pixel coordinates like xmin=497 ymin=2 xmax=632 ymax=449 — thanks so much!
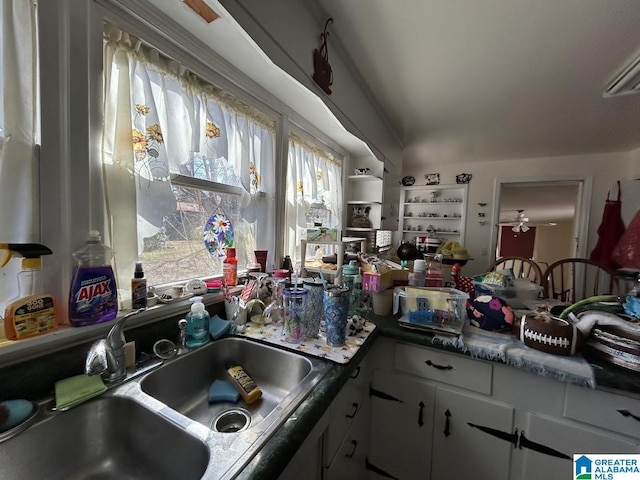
xmin=0 ymin=396 xmax=209 ymax=480
xmin=140 ymin=336 xmax=317 ymax=431
xmin=1 ymin=336 xmax=331 ymax=480
xmin=137 ymin=336 xmax=331 ymax=478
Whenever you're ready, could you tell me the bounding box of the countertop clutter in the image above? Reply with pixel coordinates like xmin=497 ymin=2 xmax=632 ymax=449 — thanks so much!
xmin=237 ymin=312 xmax=640 ymax=480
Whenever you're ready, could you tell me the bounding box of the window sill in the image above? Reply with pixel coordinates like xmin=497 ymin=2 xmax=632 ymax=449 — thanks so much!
xmin=0 ymin=289 xmax=239 ymax=368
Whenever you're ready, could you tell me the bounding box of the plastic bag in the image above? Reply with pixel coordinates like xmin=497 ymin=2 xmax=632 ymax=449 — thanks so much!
xmin=612 ymin=208 xmax=640 ymax=268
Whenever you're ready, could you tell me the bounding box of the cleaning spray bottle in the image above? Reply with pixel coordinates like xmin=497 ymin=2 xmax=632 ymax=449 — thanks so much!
xmin=0 ymin=243 xmax=58 ymax=340
xmin=69 ymin=231 xmax=118 ymax=326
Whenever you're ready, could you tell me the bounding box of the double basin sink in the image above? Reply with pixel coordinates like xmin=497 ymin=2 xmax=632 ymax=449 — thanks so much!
xmin=0 ymin=337 xmax=331 ymax=479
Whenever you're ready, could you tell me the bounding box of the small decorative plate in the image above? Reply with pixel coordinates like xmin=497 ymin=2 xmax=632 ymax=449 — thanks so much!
xmin=203 ymin=213 xmax=234 ymax=257
xmin=402 ymin=176 xmax=415 ymax=186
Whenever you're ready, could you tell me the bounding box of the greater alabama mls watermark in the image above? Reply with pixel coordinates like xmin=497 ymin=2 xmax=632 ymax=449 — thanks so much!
xmin=575 ymin=454 xmax=640 ymax=480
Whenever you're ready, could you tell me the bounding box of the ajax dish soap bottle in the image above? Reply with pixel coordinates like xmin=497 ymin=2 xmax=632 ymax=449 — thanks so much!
xmin=69 ymin=231 xmax=118 ymax=326
xmin=0 ymin=243 xmax=58 ymax=340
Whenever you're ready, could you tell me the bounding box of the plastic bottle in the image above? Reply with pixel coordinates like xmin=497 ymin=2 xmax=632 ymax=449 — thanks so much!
xmin=185 ymin=296 xmax=210 ymax=348
xmin=131 ymin=261 xmax=147 ymax=309
xmin=223 ymin=247 xmax=238 ymax=287
xmin=342 ymin=260 xmax=362 ymax=316
xmin=411 ymin=259 xmax=426 ymax=287
xmin=1 ymin=243 xmax=58 ymax=340
xmin=69 ymin=230 xmax=118 ymax=327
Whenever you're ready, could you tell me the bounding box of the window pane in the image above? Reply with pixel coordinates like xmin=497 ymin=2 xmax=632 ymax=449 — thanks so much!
xmin=139 ymin=185 xmax=254 ymax=285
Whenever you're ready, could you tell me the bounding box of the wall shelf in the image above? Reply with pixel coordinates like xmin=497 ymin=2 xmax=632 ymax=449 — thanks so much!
xmin=398 ymin=184 xmax=468 ymax=251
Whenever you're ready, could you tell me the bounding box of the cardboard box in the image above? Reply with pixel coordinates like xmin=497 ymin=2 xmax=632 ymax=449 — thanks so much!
xmin=363 ymin=270 xmax=392 ymax=293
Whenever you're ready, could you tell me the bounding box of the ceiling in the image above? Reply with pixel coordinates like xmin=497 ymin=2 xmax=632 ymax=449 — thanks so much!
xmin=317 ymin=0 xmax=640 ymax=164
xmin=498 ymin=183 xmax=580 ymax=225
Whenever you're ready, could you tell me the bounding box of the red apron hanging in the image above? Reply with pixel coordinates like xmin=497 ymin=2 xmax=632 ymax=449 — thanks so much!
xmin=590 ymin=181 xmax=625 ymax=268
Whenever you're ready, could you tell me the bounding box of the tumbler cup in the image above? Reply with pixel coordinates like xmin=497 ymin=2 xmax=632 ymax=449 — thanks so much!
xmin=323 ymin=286 xmax=350 ymax=347
xmin=303 ymin=278 xmax=325 ymax=339
xmin=283 ymin=287 xmax=308 ymax=344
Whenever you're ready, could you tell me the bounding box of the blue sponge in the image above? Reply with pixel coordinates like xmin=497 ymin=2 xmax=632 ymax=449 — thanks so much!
xmin=209 ymin=315 xmax=231 ymax=340
xmin=208 ymin=380 xmax=240 ymax=404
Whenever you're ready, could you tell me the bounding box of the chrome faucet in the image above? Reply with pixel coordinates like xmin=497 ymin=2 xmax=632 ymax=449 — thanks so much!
xmin=85 ymin=309 xmax=145 ymax=385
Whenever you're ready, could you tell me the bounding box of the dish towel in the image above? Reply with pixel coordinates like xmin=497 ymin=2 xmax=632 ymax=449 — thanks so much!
xmin=55 ymin=374 xmax=107 ymax=411
xmin=431 ymin=324 xmax=596 ymax=388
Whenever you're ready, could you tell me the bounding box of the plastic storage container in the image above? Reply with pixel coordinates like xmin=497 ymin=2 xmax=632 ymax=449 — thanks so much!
xmin=69 ymin=231 xmax=118 ymax=326
xmin=473 ymin=277 xmax=543 ymax=309
xmin=393 ymin=286 xmax=469 ymax=331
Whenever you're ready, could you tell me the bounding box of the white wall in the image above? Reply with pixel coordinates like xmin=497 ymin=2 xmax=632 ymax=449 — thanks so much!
xmin=534 ymin=221 xmax=574 ymax=271
xmin=402 ymin=151 xmax=632 ymax=276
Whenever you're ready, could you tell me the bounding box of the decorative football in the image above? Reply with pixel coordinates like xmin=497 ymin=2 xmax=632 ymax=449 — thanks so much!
xmin=514 ymin=313 xmax=583 ymax=356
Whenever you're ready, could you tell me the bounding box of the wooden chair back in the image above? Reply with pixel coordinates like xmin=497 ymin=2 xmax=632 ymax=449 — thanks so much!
xmin=542 ymin=258 xmax=614 ymax=303
xmin=488 ymin=256 xmax=543 ymax=286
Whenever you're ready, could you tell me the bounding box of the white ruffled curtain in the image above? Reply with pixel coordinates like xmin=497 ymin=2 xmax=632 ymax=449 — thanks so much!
xmin=0 ymin=0 xmax=38 ymax=242
xmin=102 ymin=25 xmax=275 ymax=289
xmin=285 ymin=136 xmax=342 ymax=264
xmin=0 ymin=0 xmax=38 ymax=313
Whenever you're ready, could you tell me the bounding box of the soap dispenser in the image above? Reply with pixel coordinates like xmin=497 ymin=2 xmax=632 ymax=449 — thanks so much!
xmin=185 ymin=296 xmax=210 ymax=348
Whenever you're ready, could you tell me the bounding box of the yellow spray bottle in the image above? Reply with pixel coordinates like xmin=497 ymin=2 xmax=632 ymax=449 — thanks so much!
xmin=0 ymin=243 xmax=58 ymax=340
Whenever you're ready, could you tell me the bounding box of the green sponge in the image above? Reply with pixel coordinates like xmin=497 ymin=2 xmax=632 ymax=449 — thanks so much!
xmin=55 ymin=374 xmax=107 ymax=411
xmin=208 ymin=379 xmax=240 ymax=404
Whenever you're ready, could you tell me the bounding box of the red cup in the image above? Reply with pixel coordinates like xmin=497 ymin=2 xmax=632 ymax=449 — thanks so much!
xmin=254 ymin=250 xmax=268 ymax=273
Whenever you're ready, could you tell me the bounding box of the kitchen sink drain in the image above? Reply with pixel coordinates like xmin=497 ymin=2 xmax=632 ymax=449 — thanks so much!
xmin=212 ymin=409 xmax=251 ymax=433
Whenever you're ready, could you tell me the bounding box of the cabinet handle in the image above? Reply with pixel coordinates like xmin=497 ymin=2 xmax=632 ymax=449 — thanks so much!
xmin=346 ymin=402 xmax=359 ymax=419
xmin=369 ymin=384 xmax=403 ymax=403
xmin=444 ymin=409 xmax=451 ymax=437
xmin=618 ymin=409 xmax=640 ymax=422
xmin=418 ymin=401 xmax=425 ymax=427
xmin=425 ymin=359 xmax=453 ymax=371
xmin=345 ymin=439 xmax=358 ymax=458
xmin=365 ymin=456 xmax=399 ymax=480
xmin=468 ymin=422 xmax=518 ymax=447
xmin=350 ymin=366 xmax=361 ymax=379
xmin=518 ymin=431 xmax=571 ymax=460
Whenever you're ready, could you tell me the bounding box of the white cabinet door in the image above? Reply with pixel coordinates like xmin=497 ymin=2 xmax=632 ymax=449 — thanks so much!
xmin=324 ymin=401 xmax=371 ymax=480
xmin=431 ymin=386 xmax=514 ymax=480
xmin=368 ymin=369 xmax=436 ymax=480
xmin=516 ymin=412 xmax=640 ymax=480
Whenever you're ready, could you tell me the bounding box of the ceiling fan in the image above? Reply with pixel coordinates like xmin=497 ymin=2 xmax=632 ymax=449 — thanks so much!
xmin=511 ymin=210 xmax=530 ymax=233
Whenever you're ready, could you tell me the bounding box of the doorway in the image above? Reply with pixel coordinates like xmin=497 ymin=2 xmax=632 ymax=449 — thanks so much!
xmin=490 ymin=177 xmax=591 ymax=272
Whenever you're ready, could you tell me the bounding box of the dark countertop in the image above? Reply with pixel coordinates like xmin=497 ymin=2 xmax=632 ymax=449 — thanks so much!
xmin=238 ymin=313 xmax=640 ymax=479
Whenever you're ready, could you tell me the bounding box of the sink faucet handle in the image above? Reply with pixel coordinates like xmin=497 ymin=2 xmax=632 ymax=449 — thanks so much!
xmin=177 ymin=319 xmax=188 ymax=354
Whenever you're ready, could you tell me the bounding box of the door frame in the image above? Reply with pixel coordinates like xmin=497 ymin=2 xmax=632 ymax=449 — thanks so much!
xmin=490 ymin=175 xmax=592 ymax=265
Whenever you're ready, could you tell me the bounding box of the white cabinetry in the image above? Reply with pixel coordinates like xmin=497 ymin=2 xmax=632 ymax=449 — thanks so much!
xmin=323 ymin=356 xmax=372 ymax=479
xmin=368 ymin=339 xmax=512 ymax=480
xmin=346 ymin=156 xmax=385 ymax=242
xmin=399 ymin=184 xmax=468 ymax=249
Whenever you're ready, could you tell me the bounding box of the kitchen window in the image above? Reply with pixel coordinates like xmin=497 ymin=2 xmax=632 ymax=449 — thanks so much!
xmin=285 ymin=132 xmax=343 ymax=265
xmin=102 ymin=24 xmax=276 ymax=293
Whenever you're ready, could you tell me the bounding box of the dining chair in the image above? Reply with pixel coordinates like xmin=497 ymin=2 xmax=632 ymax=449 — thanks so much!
xmin=488 ymin=256 xmax=544 ymax=286
xmin=542 ymin=258 xmax=615 ymax=303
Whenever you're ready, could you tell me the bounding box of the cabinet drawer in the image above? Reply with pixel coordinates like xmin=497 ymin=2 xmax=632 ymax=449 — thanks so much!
xmin=394 ymin=342 xmax=493 ymax=394
xmin=323 ymin=361 xmax=371 ymax=467
xmin=564 ymin=384 xmax=640 ymax=440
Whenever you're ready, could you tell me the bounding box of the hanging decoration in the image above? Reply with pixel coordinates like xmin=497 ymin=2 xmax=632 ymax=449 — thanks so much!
xmin=203 ymin=211 xmax=234 ymax=257
xmin=312 ymin=18 xmax=334 ymax=94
